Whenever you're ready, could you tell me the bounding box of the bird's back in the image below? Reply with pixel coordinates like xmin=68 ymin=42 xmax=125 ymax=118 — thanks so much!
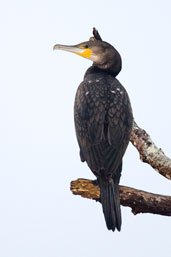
xmin=74 ymin=71 xmax=133 ymax=180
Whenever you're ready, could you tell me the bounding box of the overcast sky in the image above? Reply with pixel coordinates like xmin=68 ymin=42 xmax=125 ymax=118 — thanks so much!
xmin=0 ymin=0 xmax=171 ymax=256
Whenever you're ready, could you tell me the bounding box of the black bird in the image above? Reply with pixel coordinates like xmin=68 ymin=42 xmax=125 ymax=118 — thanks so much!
xmin=53 ymin=30 xmax=133 ymax=232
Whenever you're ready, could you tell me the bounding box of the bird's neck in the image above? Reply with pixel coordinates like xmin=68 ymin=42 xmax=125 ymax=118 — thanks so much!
xmin=84 ymin=59 xmax=122 ymax=78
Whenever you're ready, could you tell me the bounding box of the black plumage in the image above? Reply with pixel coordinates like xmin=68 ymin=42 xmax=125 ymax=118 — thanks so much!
xmin=54 ymin=30 xmax=133 ymax=231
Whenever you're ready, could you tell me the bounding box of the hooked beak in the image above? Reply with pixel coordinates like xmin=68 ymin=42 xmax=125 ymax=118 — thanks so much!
xmin=53 ymin=44 xmax=92 ymax=59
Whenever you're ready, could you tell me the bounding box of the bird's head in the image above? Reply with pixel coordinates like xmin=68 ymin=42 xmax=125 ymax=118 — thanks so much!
xmin=53 ymin=32 xmax=122 ymax=76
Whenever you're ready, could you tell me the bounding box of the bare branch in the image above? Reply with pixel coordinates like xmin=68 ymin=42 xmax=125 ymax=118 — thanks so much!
xmin=130 ymin=121 xmax=171 ymax=180
xmin=71 ymin=179 xmax=171 ymax=216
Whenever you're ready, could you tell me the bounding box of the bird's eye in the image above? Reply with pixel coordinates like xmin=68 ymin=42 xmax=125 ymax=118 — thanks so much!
xmin=84 ymin=45 xmax=89 ymax=48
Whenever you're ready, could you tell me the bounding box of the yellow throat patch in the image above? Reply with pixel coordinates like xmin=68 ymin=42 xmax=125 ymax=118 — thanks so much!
xmin=75 ymin=48 xmax=92 ymax=58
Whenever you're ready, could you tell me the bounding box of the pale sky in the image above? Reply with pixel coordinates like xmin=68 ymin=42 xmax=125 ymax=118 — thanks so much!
xmin=0 ymin=1 xmax=171 ymax=256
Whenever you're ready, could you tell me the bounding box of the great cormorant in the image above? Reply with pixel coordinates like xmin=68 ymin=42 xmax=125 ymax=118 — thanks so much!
xmin=53 ymin=30 xmax=133 ymax=232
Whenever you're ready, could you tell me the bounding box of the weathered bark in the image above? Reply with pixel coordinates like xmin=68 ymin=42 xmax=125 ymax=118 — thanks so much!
xmin=71 ymin=179 xmax=171 ymax=216
xmin=131 ymin=121 xmax=171 ymax=180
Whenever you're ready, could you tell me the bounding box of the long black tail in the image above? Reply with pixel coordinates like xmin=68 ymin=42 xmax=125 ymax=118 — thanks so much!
xmin=98 ymin=178 xmax=121 ymax=232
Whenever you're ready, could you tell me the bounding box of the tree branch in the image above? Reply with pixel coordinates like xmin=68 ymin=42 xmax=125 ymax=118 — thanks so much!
xmin=71 ymin=179 xmax=171 ymax=216
xmin=130 ymin=121 xmax=171 ymax=180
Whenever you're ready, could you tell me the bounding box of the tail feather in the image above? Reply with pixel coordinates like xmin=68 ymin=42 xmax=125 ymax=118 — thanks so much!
xmin=98 ymin=178 xmax=121 ymax=232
